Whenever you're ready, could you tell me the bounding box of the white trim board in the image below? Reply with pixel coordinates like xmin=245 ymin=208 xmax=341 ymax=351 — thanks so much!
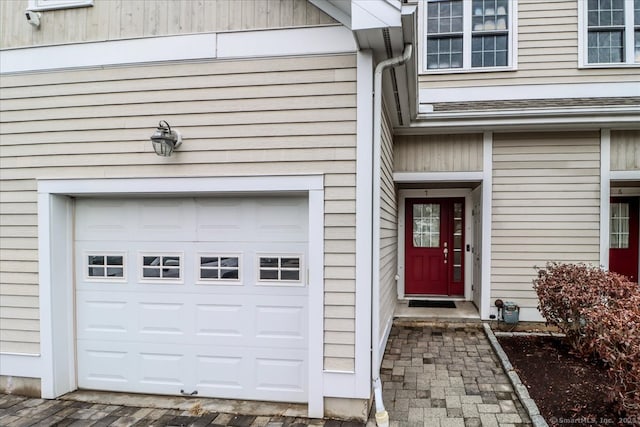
xmin=217 ymin=25 xmax=355 ymax=59
xmin=37 ymin=176 xmax=325 ymax=417
xmin=600 ymin=130 xmax=611 ymax=269
xmin=348 ymin=50 xmax=373 ymax=399
xmin=481 ymin=132 xmax=493 ymax=321
xmin=0 ymin=353 xmax=42 ymax=378
xmin=394 ymin=172 xmax=483 ymax=182
xmin=1 ymin=25 xmax=355 ymax=74
xmin=1 ymin=33 xmax=217 ymax=74
xmin=611 ymin=170 xmax=640 ymax=181
xmin=419 ymin=82 xmax=640 ymax=103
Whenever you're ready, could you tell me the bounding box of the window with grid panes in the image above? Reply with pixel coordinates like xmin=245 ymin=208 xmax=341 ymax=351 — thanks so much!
xmin=585 ymin=0 xmax=640 ymax=64
xmin=425 ymin=0 xmax=512 ymax=71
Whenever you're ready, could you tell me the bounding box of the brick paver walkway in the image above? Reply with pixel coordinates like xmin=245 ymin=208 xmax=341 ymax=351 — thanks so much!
xmin=0 ymin=323 xmax=533 ymax=426
xmin=381 ymin=324 xmax=532 ymax=427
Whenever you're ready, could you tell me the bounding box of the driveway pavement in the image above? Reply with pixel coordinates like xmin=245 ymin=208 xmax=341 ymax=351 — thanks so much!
xmin=0 ymin=323 xmax=531 ymax=427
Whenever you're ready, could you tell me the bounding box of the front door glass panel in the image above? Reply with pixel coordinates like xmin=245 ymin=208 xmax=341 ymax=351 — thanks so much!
xmin=452 ymin=202 xmax=463 ymax=282
xmin=610 ymin=202 xmax=630 ymax=249
xmin=413 ymin=204 xmax=440 ymax=247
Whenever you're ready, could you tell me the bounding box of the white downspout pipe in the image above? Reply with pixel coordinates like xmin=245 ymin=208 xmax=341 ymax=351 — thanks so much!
xmin=371 ymin=43 xmax=413 ymax=427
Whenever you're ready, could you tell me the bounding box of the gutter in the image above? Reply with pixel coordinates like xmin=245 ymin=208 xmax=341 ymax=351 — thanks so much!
xmin=398 ymin=110 xmax=640 ymax=134
xmin=371 ymin=42 xmax=412 ymax=427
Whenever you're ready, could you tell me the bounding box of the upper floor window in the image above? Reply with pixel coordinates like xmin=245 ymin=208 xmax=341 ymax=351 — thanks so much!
xmin=28 ymin=0 xmax=93 ymax=11
xmin=424 ymin=0 xmax=515 ymax=72
xmin=582 ymin=0 xmax=640 ymax=65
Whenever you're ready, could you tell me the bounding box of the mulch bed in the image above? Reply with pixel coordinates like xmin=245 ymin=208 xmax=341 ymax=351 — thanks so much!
xmin=497 ymin=335 xmax=634 ymax=427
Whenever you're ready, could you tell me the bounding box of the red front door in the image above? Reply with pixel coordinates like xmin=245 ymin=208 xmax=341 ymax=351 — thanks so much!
xmin=405 ymin=198 xmax=464 ymax=296
xmin=609 ymin=197 xmax=639 ymax=282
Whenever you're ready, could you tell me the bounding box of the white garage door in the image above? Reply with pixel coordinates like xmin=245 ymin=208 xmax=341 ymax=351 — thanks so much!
xmin=74 ymin=196 xmax=308 ymax=402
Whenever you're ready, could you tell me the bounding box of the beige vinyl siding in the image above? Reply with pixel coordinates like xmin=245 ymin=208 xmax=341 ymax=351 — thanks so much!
xmin=0 ymin=54 xmax=357 ymax=371
xmin=418 ymin=0 xmax=640 ymax=89
xmin=394 ymin=134 xmax=483 ymax=172
xmin=491 ymin=132 xmax=601 ymax=310
xmin=379 ymin=103 xmax=397 ymax=345
xmin=611 ymin=130 xmax=640 ymax=171
xmin=0 ymin=177 xmax=39 ymax=354
xmin=0 ymin=0 xmax=336 ymax=49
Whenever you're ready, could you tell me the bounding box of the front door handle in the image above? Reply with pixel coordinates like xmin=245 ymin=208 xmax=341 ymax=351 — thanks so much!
xmin=443 ymin=246 xmax=448 ymax=264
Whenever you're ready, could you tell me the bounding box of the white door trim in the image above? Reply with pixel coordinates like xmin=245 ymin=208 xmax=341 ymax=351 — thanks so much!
xmin=600 ymin=129 xmax=611 ymax=269
xmin=37 ymin=175 xmax=325 ymax=417
xmin=481 ymin=132 xmax=493 ymax=320
xmin=397 ymin=188 xmax=474 ymax=301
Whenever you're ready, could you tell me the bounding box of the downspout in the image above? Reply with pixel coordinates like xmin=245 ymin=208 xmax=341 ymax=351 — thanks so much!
xmin=371 ymin=42 xmax=412 ymax=427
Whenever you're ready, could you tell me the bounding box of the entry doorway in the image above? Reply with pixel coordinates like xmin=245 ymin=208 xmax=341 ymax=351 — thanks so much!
xmin=404 ymin=197 xmax=465 ymax=296
xmin=610 ymin=196 xmax=639 ymax=282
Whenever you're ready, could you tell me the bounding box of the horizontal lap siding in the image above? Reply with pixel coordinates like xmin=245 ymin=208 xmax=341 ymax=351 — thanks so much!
xmin=0 ymin=55 xmax=358 ymax=371
xmin=611 ymin=131 xmax=640 ymax=171
xmin=379 ymin=104 xmax=397 ymax=348
xmin=491 ymin=132 xmax=601 ymax=310
xmin=418 ymin=0 xmax=640 ymax=89
xmin=0 ymin=0 xmax=336 ymax=49
xmin=394 ymin=134 xmax=483 ymax=172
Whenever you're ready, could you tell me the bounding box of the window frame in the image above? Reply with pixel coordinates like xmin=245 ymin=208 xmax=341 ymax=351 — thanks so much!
xmin=84 ymin=251 xmax=127 ymax=282
xmin=256 ymin=254 xmax=305 ymax=286
xmin=196 ymin=253 xmax=242 ymax=285
xmin=138 ymin=252 xmax=184 ymax=284
xmin=421 ymin=0 xmax=518 ymax=73
xmin=610 ymin=202 xmax=631 ymax=249
xmin=27 ymin=0 xmax=93 ymax=11
xmin=579 ymin=0 xmax=640 ymax=67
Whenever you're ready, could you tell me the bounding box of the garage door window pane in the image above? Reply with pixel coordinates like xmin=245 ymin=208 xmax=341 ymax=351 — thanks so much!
xmin=87 ymin=253 xmax=125 ymax=280
xmin=198 ymin=255 xmax=240 ymax=283
xmin=260 ymin=258 xmax=279 ymax=268
xmin=259 ymin=256 xmax=302 ymax=283
xmin=141 ymin=253 xmax=182 ymax=280
xmin=89 ymin=267 xmax=105 ymax=277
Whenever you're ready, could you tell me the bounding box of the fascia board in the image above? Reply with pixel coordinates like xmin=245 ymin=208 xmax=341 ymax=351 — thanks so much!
xmin=352 ymin=0 xmax=401 ymax=30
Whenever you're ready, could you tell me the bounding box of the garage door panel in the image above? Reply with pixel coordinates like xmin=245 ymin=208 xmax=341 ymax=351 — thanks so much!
xmin=139 ymin=351 xmax=189 ymax=387
xmin=75 ymin=196 xmax=309 ymax=403
xmin=75 ymin=199 xmax=133 ymax=242
xmin=196 ymin=199 xmax=247 ymax=242
xmin=253 ymin=348 xmax=307 ymax=402
xmin=135 ymin=199 xmax=197 ymax=242
xmin=195 ymin=353 xmax=246 ymax=394
xmin=254 ymin=198 xmax=308 ymax=242
xmin=78 ymin=340 xmax=191 ymax=395
xmin=76 ymin=292 xmax=130 ymax=340
xmin=254 ymin=301 xmax=307 ymax=348
xmin=138 ymin=301 xmax=189 ymax=338
xmin=77 ymin=342 xmax=134 ymax=389
xmin=195 ymin=347 xmax=306 ymax=402
xmin=195 ymin=302 xmax=245 ymax=339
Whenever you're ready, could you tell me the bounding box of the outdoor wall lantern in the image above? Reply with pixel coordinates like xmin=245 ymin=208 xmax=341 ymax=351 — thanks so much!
xmin=150 ymin=120 xmax=182 ymax=157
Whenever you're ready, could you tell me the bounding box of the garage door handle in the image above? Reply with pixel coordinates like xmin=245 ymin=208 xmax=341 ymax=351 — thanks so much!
xmin=180 ymin=389 xmax=198 ymax=396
